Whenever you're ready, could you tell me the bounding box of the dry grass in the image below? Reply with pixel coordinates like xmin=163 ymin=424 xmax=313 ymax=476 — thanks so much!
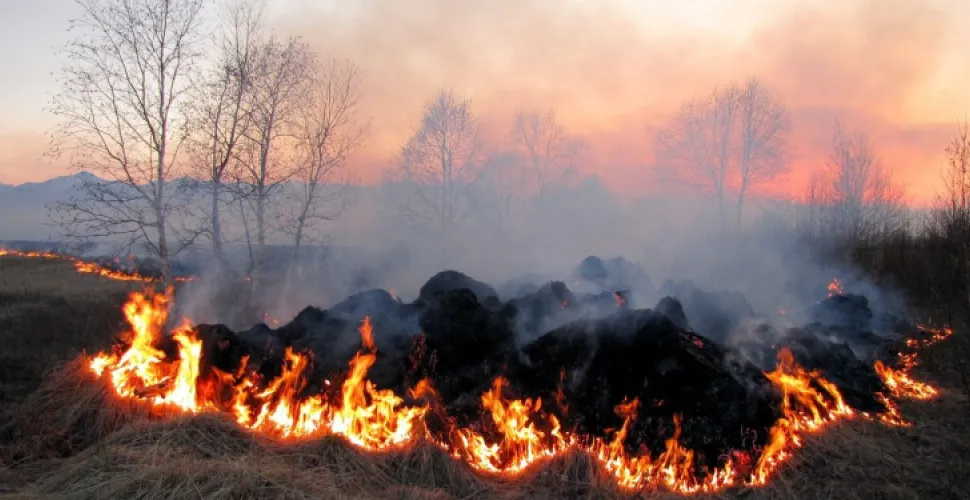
xmin=1 ymin=256 xmax=969 ymax=499
xmin=0 ymin=256 xmax=137 ymax=404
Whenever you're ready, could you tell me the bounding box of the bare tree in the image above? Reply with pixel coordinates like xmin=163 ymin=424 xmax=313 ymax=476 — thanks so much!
xmin=939 ymin=120 xmax=970 ymax=224
xmin=472 ymin=150 xmax=527 ymax=234
xmin=654 ymin=78 xmax=789 ymax=227
xmin=931 ymin=120 xmax=970 ymax=311
xmin=654 ymin=86 xmax=738 ymax=223
xmin=512 ymin=109 xmax=581 ymax=199
xmin=187 ymin=0 xmax=265 ymax=265
xmin=391 ymin=88 xmax=482 ymax=262
xmin=802 ymin=121 xmax=905 ymax=242
xmin=49 ymin=0 xmax=206 ymax=284
xmin=286 ymin=58 xmax=366 ymax=259
xmin=236 ymin=36 xmax=313 ymax=279
xmin=734 ymin=78 xmax=790 ymax=224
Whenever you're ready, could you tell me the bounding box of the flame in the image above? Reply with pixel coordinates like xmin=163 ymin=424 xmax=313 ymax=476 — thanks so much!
xmin=826 ymin=278 xmax=844 ymax=297
xmin=874 ymin=360 xmax=937 ymax=400
xmin=446 ymin=377 xmax=575 ymax=474
xmin=0 ymin=247 xmax=192 ymax=283
xmin=0 ymin=248 xmax=60 ymax=259
xmin=91 ymin=292 xmax=425 ymax=450
xmin=873 ymin=324 xmax=953 ymax=401
xmin=86 ymin=290 xmax=949 ymax=493
xmin=74 ymin=261 xmax=149 ymax=282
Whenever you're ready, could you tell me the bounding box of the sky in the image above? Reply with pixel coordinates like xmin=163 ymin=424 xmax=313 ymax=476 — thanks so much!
xmin=1 ymin=0 xmax=968 ymax=205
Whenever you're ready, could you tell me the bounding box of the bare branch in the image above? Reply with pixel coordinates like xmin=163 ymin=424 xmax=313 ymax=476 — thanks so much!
xmin=801 ymin=121 xmax=906 ymax=242
xmin=511 ymin=109 xmax=582 ymax=199
xmin=386 ymin=88 xmax=483 ymax=261
xmin=215 ymin=34 xmax=316 ymax=289
xmin=48 ymin=0 xmax=206 ymax=285
xmin=183 ymin=0 xmax=266 ymax=262
xmin=283 ymin=58 xmax=367 ymax=256
xmin=653 ymin=78 xmax=789 ymax=227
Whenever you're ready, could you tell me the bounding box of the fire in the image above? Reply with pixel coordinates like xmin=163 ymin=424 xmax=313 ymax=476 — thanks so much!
xmin=0 ymin=247 xmax=192 ymax=283
xmin=826 ymin=278 xmax=844 ymax=297
xmin=446 ymin=376 xmax=575 ymax=474
xmin=86 ymin=290 xmax=949 ymax=494
xmin=91 ymin=292 xmax=426 ymax=450
xmin=873 ymin=324 xmax=953 ymax=401
xmin=74 ymin=260 xmax=151 ymax=282
xmin=874 ymin=360 xmax=938 ymax=400
xmin=765 ymin=349 xmax=853 ymax=433
xmin=0 ymin=248 xmax=60 ymax=259
xmin=328 ymin=316 xmax=427 ymax=449
xmin=585 ymin=401 xmax=738 ymax=493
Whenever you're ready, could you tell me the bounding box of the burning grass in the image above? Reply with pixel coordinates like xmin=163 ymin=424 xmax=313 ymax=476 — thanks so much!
xmin=1 ymin=257 xmax=969 ymax=499
xmin=4 ymin=384 xmax=968 ymax=500
xmin=36 ymin=286 xmax=958 ymax=494
xmin=0 ymin=248 xmax=193 ymax=284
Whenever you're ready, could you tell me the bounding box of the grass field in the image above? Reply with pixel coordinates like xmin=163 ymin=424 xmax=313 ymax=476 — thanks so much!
xmin=1 ymin=255 xmax=969 ymax=499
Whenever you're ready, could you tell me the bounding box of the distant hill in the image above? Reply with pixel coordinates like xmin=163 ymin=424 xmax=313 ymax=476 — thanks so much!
xmin=0 ymin=173 xmax=102 ymax=241
xmin=0 ymin=172 xmax=387 ymax=245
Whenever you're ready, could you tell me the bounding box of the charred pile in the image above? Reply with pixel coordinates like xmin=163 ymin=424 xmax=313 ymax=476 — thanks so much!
xmin=503 ymin=309 xmax=781 ymax=471
xmin=82 ymin=254 xmax=951 ymax=490
xmin=656 ymin=279 xmax=755 ymax=344
xmin=145 ymin=260 xmax=913 ymax=476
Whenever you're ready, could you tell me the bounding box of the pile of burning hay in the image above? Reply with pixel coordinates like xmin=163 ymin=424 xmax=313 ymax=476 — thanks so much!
xmin=38 ymin=256 xmax=952 ymax=494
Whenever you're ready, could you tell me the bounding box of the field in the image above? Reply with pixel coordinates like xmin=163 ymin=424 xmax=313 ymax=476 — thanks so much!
xmin=1 ymin=255 xmax=969 ymax=499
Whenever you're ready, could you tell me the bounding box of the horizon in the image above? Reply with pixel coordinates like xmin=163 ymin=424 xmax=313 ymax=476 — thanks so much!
xmin=1 ymin=0 xmax=969 ymax=205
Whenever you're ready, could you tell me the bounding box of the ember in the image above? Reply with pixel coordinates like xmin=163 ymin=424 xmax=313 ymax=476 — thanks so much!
xmin=85 ymin=263 xmax=948 ymax=493
xmin=827 ymin=278 xmax=844 ymax=297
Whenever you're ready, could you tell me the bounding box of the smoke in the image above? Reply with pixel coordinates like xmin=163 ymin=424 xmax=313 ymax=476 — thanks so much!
xmin=4 ymin=0 xmax=942 ymax=352
xmin=265 ymin=0 xmax=968 ymax=201
xmin=163 ymin=191 xmax=908 ymax=381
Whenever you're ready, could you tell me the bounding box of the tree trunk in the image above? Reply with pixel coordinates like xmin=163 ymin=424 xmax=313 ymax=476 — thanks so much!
xmin=157 ymin=128 xmax=171 ymax=287
xmin=736 ymin=182 xmax=748 ymax=229
xmin=252 ymin=134 xmax=271 ymax=293
xmin=293 ymin=213 xmax=305 ymax=263
xmin=211 ymin=180 xmax=223 ymax=260
xmin=157 ymin=194 xmax=171 ymax=287
xmin=252 ymin=184 xmax=266 ymax=294
xmin=715 ymin=187 xmax=725 ymax=229
xmin=256 ymin=190 xmax=266 ymax=252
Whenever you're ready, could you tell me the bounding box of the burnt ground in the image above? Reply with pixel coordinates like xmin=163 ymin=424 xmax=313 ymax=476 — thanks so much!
xmin=1 ymin=256 xmax=969 ymax=499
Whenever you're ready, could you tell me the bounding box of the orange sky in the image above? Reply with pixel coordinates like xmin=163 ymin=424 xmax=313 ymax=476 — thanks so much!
xmin=1 ymin=0 xmax=968 ymax=205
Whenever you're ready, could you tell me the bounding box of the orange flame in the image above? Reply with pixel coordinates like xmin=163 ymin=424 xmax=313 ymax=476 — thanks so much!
xmin=446 ymin=377 xmax=575 ymax=474
xmin=91 ymin=292 xmax=425 ymax=450
xmin=873 ymin=324 xmax=953 ymax=401
xmin=86 ymin=290 xmax=948 ymax=493
xmin=826 ymin=278 xmax=844 ymax=297
xmin=0 ymin=248 xmax=60 ymax=259
xmin=0 ymin=247 xmax=192 ymax=283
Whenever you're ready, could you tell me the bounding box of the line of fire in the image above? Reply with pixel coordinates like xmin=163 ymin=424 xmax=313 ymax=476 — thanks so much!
xmin=1 ymin=249 xmax=950 ymax=495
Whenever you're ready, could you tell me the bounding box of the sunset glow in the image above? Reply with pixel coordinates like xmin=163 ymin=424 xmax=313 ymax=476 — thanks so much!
xmin=1 ymin=0 xmax=969 ymax=204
